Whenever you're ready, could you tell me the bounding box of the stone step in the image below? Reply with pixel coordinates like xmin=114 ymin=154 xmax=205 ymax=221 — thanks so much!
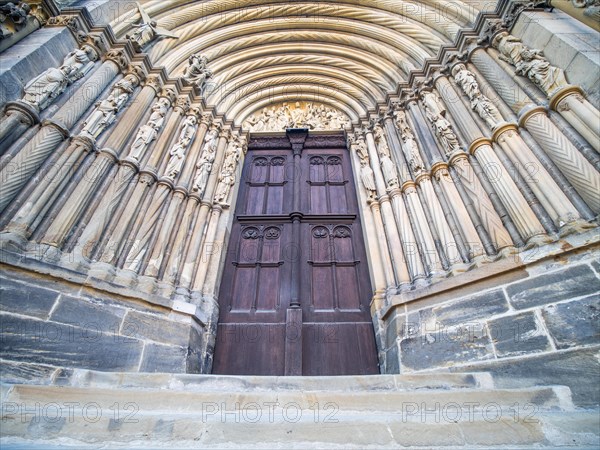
xmin=3 ymin=384 xmax=574 ymax=413
xmin=1 ymin=405 xmax=598 ymax=449
xmin=54 ymin=369 xmax=495 ymax=392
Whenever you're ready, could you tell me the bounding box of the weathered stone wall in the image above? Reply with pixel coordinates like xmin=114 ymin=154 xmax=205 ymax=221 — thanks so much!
xmin=0 ymin=262 xmax=209 ymax=384
xmin=378 ymin=231 xmax=600 ymax=407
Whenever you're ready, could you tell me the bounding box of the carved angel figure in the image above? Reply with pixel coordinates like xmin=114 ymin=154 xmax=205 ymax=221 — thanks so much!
xmin=129 ymin=97 xmax=169 ymax=160
xmin=165 ymin=115 xmax=198 ymax=179
xmin=81 ymin=74 xmax=138 ymax=138
xmin=126 ymin=2 xmax=177 ymax=51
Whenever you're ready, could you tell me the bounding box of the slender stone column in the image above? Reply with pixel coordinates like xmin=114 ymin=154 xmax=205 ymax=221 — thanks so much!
xmin=202 ymin=209 xmax=232 ymax=296
xmin=162 ymin=114 xmax=213 ymax=284
xmin=401 ymin=181 xmax=445 ymax=278
xmin=192 ymin=135 xmax=245 ymax=295
xmin=41 ymin=73 xmax=155 ymax=248
xmin=181 ymin=129 xmax=229 ymax=292
xmin=382 ymin=116 xmax=426 ymax=282
xmin=469 ymin=46 xmax=600 ymax=214
xmin=348 ymin=138 xmax=388 ymax=293
xmin=550 ymin=87 xmax=600 ymax=151
xmin=100 ymin=96 xmax=191 ymax=266
xmin=470 ymin=139 xmax=546 ymax=244
xmin=0 ymin=103 xmax=39 ymax=154
xmin=369 ymin=201 xmax=396 ymax=292
xmin=365 ymin=128 xmax=411 ymax=290
xmin=520 ymin=108 xmax=600 ymax=214
xmin=0 ymin=51 xmax=127 ymax=214
xmin=492 ymin=123 xmax=582 ymax=227
xmin=432 ymin=163 xmax=485 ymax=260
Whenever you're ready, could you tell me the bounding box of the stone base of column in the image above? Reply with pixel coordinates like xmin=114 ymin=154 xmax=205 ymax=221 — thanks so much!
xmin=557 ymin=218 xmax=598 ymax=238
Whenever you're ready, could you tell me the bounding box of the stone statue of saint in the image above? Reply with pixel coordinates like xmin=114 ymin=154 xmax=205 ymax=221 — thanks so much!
xmin=452 ymin=64 xmax=481 ymax=101
xmin=493 ymin=32 xmax=529 ymax=67
xmin=22 ymin=65 xmax=74 ymax=111
xmin=126 ymin=2 xmax=177 ymax=51
xmin=22 ymin=47 xmax=98 ymax=112
xmin=359 ymin=158 xmax=377 ymax=201
xmin=81 ymin=74 xmax=138 ymax=139
xmin=129 ymin=98 xmax=169 ymax=160
xmin=433 ymin=115 xmax=461 ymax=156
xmin=452 ymin=64 xmax=504 ymax=129
xmin=515 ymin=49 xmax=568 ymax=96
xmin=214 ymin=138 xmax=244 ymax=204
xmin=183 ymin=54 xmax=213 ymax=92
xmin=394 ymin=110 xmax=426 ymax=175
xmin=291 ymin=102 xmax=305 ymax=127
xmin=192 ymin=128 xmax=219 ymax=194
xmin=165 ymin=115 xmax=198 ymax=179
xmin=421 ymin=90 xmax=446 ymax=123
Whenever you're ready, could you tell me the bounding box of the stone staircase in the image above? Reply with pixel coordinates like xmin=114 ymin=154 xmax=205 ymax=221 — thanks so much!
xmin=1 ymin=370 xmax=598 ymax=448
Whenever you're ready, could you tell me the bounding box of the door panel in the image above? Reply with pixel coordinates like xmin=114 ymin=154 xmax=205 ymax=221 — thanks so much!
xmin=213 ymin=131 xmax=378 ymax=376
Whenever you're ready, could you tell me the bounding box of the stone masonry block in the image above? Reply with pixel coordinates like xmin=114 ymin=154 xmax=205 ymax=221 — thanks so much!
xmin=507 ymin=265 xmax=598 ymax=310
xmin=488 ymin=312 xmax=552 ymax=357
xmin=400 ymin=323 xmax=493 ymax=371
xmin=543 ymin=294 xmax=600 ymax=349
xmin=0 ymin=314 xmax=143 ymax=371
xmin=0 ymin=278 xmax=59 ymax=319
xmin=122 ymin=310 xmax=191 ymax=347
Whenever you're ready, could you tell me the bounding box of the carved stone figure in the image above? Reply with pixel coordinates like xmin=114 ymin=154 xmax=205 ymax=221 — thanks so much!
xmin=183 ymin=53 xmax=213 ymax=92
xmin=452 ymin=63 xmax=504 ymax=129
xmin=421 ymin=90 xmax=446 ymax=122
xmin=359 ymin=158 xmax=377 ymax=201
xmin=452 ymin=64 xmax=481 ymax=100
xmin=493 ymin=31 xmax=569 ymax=97
xmin=192 ymin=127 xmax=219 ymax=194
xmin=22 ymin=65 xmax=73 ymax=111
xmin=81 ymin=74 xmax=138 ymax=139
xmin=243 ymin=102 xmax=350 ymax=132
xmin=433 ymin=115 xmax=461 ymax=156
xmin=394 ymin=110 xmax=426 ymax=175
xmin=572 ymin=0 xmax=600 ymax=19
xmin=515 ymin=49 xmax=569 ymax=96
xmin=214 ymin=138 xmax=244 ymax=204
xmin=373 ymin=127 xmax=398 ymax=188
xmin=126 ymin=2 xmax=177 ymax=51
xmin=129 ymin=98 xmax=170 ymax=160
xmin=165 ymin=115 xmax=198 ymax=179
xmin=0 ymin=2 xmax=30 ymax=38
xmin=22 ymin=47 xmax=98 ymax=111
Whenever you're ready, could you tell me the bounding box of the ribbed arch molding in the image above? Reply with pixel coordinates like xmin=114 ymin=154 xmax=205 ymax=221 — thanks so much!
xmin=207 ymin=65 xmax=383 ymax=108
xmin=109 ymin=0 xmax=490 ymax=126
xmin=204 ymin=45 xmax=399 ymax=90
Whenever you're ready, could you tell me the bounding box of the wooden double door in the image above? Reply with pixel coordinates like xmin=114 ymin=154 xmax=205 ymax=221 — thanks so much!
xmin=212 ymin=130 xmax=379 ymax=376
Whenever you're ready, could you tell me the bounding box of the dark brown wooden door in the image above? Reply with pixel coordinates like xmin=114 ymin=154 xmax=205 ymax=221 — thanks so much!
xmin=212 ymin=130 xmax=379 ymax=376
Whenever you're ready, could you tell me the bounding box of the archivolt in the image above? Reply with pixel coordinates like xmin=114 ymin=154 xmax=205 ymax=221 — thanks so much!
xmin=110 ymin=0 xmax=490 ymax=124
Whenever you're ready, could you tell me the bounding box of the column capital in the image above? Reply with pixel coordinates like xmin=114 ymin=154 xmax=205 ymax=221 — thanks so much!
xmin=491 ymin=122 xmax=519 ymax=143
xmin=468 ymin=137 xmax=493 ymax=156
xmin=103 ymin=48 xmax=129 ymax=72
